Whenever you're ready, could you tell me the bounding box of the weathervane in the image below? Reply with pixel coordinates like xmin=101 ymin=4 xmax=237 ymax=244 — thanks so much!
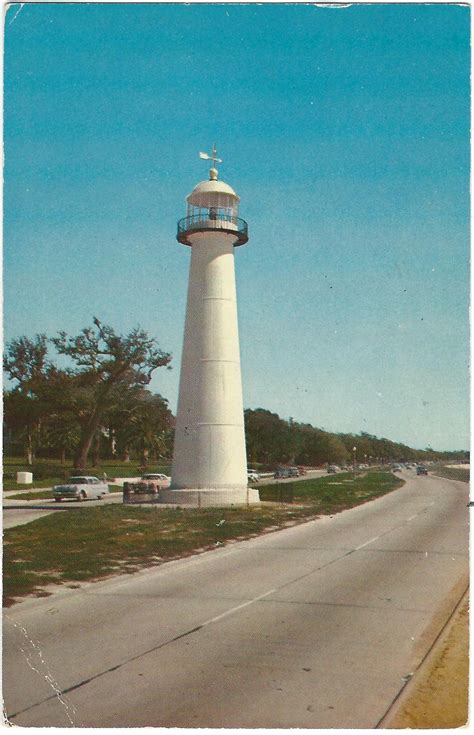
xmin=199 ymin=144 xmax=222 ymax=179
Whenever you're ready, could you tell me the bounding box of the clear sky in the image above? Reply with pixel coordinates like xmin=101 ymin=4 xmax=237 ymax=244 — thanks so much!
xmin=4 ymin=2 xmax=470 ymax=451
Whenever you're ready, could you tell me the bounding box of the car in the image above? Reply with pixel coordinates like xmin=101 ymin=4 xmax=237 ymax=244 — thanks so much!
xmin=416 ymin=465 xmax=428 ymax=475
xmin=52 ymin=476 xmax=110 ymax=502
xmin=274 ymin=467 xmax=291 ymax=479
xmin=392 ymin=464 xmax=402 ymax=472
xmin=141 ymin=473 xmax=170 ymax=486
xmin=327 ymin=465 xmax=338 ymax=474
xmin=247 ymin=470 xmax=259 ymax=483
xmin=288 ymin=467 xmax=299 ymax=477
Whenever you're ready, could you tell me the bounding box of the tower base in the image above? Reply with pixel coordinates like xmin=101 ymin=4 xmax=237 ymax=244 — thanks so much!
xmin=158 ymin=486 xmax=260 ymax=508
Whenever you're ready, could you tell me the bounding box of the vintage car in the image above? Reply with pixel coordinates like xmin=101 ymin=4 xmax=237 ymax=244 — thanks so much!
xmin=123 ymin=473 xmax=170 ymax=503
xmin=140 ymin=473 xmax=170 ymax=486
xmin=53 ymin=476 xmax=110 ymax=502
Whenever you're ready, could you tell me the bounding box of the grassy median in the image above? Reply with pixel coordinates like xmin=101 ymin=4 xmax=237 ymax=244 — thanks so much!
xmin=430 ymin=465 xmax=469 ymax=483
xmin=3 ymin=471 xmax=403 ymax=605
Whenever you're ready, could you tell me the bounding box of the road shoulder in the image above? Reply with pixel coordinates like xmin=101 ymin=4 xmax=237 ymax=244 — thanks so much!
xmin=380 ymin=587 xmax=469 ymax=728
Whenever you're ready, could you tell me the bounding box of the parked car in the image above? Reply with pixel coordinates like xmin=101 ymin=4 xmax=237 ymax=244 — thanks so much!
xmin=288 ymin=467 xmax=300 ymax=477
xmin=274 ymin=467 xmax=291 ymax=479
xmin=392 ymin=464 xmax=402 ymax=472
xmin=53 ymin=476 xmax=110 ymax=502
xmin=247 ymin=470 xmax=259 ymax=483
xmin=297 ymin=466 xmax=307 ymax=475
xmin=141 ymin=473 xmax=170 ymax=486
xmin=416 ymin=465 xmax=428 ymax=475
xmin=327 ymin=465 xmax=338 ymax=474
xmin=123 ymin=474 xmax=169 ymax=502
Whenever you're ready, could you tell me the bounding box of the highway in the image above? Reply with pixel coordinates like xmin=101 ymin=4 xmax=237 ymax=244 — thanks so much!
xmin=3 ymin=470 xmax=468 ymax=728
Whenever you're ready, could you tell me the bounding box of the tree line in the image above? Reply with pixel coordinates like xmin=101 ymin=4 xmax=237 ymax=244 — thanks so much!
xmin=4 ymin=319 xmax=467 ymax=471
xmin=244 ymin=408 xmax=466 ymax=467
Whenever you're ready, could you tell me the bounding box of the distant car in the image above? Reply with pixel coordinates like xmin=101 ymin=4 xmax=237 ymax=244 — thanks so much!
xmin=288 ymin=467 xmax=299 ymax=477
xmin=297 ymin=466 xmax=307 ymax=475
xmin=247 ymin=470 xmax=259 ymax=483
xmin=53 ymin=476 xmax=110 ymax=502
xmin=274 ymin=467 xmax=291 ymax=479
xmin=327 ymin=465 xmax=338 ymax=474
xmin=392 ymin=464 xmax=402 ymax=472
xmin=416 ymin=465 xmax=428 ymax=475
xmin=141 ymin=473 xmax=170 ymax=486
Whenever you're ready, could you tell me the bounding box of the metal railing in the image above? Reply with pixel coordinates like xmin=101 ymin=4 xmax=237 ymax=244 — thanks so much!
xmin=177 ymin=213 xmax=248 ymax=246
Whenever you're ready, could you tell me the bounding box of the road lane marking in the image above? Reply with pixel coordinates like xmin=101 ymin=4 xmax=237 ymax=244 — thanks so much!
xmin=407 ymin=514 xmax=418 ymax=521
xmin=355 ymin=536 xmax=380 ymax=550
xmin=201 ymin=589 xmax=278 ymax=627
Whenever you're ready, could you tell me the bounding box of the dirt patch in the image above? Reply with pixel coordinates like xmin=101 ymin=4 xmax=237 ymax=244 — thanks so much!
xmin=386 ymin=595 xmax=469 ymax=728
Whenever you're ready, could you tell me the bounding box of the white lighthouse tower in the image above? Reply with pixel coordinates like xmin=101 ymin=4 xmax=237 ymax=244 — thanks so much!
xmin=160 ymin=147 xmax=259 ymax=507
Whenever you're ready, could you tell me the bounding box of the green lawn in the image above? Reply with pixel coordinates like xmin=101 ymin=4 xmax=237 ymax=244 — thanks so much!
xmin=3 ymin=478 xmax=58 ymax=492
xmin=3 ymin=471 xmax=403 ymax=605
xmin=430 ymin=465 xmax=469 ymax=483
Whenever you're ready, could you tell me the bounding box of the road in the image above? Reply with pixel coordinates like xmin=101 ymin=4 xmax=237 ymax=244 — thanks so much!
xmin=2 ymin=493 xmax=123 ymax=529
xmin=3 ymin=471 xmax=468 ymax=728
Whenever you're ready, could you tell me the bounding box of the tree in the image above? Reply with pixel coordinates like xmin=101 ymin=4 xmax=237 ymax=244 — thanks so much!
xmin=3 ymin=334 xmax=49 ymax=386
xmin=43 ymin=413 xmax=81 ymax=464
xmin=296 ymin=427 xmax=349 ymax=466
xmin=3 ymin=335 xmax=50 ymax=464
xmin=113 ymin=391 xmax=173 ymax=467
xmin=4 ymin=319 xmax=172 ymax=470
xmin=54 ymin=319 xmax=172 ymax=468
xmin=3 ymin=390 xmax=44 ymax=465
xmin=244 ymin=409 xmax=290 ymax=466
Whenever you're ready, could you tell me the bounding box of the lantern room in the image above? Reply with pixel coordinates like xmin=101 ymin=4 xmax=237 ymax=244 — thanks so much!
xmin=177 ymin=164 xmax=248 ymax=247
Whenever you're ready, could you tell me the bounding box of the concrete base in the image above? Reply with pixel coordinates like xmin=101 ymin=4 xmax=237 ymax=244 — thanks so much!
xmin=158 ymin=487 xmax=260 ymax=507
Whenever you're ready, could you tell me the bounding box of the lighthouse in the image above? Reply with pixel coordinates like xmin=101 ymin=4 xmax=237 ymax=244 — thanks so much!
xmin=159 ymin=147 xmax=259 ymax=507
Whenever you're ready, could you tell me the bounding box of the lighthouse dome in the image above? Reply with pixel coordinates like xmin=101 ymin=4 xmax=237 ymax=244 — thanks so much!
xmin=187 ymin=178 xmax=240 ymax=208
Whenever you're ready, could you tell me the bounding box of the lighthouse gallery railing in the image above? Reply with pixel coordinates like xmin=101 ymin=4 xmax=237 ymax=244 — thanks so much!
xmin=177 ymin=213 xmax=248 ymax=246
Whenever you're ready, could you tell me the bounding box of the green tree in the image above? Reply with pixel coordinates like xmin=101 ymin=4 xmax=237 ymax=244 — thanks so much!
xmin=3 ymin=390 xmax=44 ymax=465
xmin=244 ymin=408 xmax=290 ymax=466
xmin=112 ymin=390 xmax=173 ymax=467
xmin=4 ymin=319 xmax=172 ymax=470
xmin=3 ymin=335 xmax=50 ymax=464
xmin=43 ymin=413 xmax=81 ymax=464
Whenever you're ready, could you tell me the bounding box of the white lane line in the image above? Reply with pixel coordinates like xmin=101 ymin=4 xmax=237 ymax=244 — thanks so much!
xmin=354 ymin=536 xmax=380 ymax=551
xmin=407 ymin=514 xmax=418 ymax=521
xmin=201 ymin=588 xmax=278 ymax=627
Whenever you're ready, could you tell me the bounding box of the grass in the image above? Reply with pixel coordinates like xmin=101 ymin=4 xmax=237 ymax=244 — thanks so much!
xmin=3 ymin=478 xmax=57 ymax=492
xmin=429 ymin=465 xmax=469 ymax=483
xmin=3 ymin=471 xmax=403 ymax=605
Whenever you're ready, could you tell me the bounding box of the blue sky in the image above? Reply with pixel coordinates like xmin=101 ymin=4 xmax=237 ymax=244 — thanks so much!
xmin=4 ymin=2 xmax=470 ymax=450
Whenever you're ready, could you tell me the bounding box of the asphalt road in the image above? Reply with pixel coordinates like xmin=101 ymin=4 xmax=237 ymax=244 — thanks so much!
xmin=3 ymin=471 xmax=469 ymax=728
xmin=2 ymin=493 xmax=123 ymax=529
